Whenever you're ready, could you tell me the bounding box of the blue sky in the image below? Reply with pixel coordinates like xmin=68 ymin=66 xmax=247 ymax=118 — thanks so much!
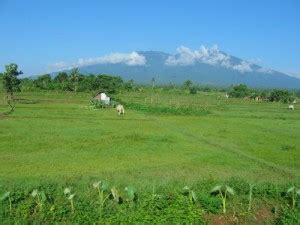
xmin=0 ymin=0 xmax=300 ymax=77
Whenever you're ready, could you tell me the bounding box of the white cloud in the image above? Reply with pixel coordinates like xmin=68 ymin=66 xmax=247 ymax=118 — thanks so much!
xmin=165 ymin=45 xmax=232 ymax=67
xmin=77 ymin=51 xmax=146 ymax=66
xmin=164 ymin=45 xmax=285 ymax=74
xmin=48 ymin=51 xmax=146 ymax=72
xmin=48 ymin=61 xmax=69 ymax=71
xmin=256 ymin=67 xmax=274 ymax=74
xmin=232 ymin=61 xmax=253 ymax=73
xmin=165 ymin=45 xmax=256 ymax=73
xmin=286 ymin=71 xmax=300 ymax=78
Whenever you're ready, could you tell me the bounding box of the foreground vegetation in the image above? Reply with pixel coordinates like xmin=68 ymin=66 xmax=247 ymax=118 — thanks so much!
xmin=0 ymin=64 xmax=299 ymax=223
xmin=1 ymin=178 xmax=299 ymax=224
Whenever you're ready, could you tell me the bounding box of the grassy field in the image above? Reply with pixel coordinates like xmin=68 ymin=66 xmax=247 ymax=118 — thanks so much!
xmin=0 ymin=89 xmax=299 ymax=186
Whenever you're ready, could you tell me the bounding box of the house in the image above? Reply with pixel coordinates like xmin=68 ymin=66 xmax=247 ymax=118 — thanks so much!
xmin=94 ymin=92 xmax=111 ymax=105
xmin=255 ymin=96 xmax=263 ymax=101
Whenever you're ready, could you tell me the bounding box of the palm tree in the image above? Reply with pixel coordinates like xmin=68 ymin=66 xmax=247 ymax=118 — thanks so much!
xmin=69 ymin=68 xmax=79 ymax=93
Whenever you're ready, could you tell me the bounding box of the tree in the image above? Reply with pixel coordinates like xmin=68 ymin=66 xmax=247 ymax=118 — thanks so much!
xmin=69 ymin=68 xmax=80 ymax=93
xmin=2 ymin=63 xmax=22 ymax=112
xmin=54 ymin=72 xmax=69 ymax=90
xmin=92 ymin=75 xmax=123 ymax=94
xmin=151 ymin=77 xmax=155 ymax=89
xmin=269 ymin=89 xmax=294 ymax=103
xmin=124 ymin=79 xmax=134 ymax=91
xmin=189 ymin=86 xmax=197 ymax=94
xmin=229 ymin=84 xmax=250 ymax=98
xmin=54 ymin=72 xmax=68 ymax=83
xmin=183 ymin=80 xmax=193 ymax=89
xmin=33 ymin=74 xmax=52 ymax=89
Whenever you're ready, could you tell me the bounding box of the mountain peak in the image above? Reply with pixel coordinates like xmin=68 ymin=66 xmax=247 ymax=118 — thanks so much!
xmin=52 ymin=48 xmax=300 ymax=89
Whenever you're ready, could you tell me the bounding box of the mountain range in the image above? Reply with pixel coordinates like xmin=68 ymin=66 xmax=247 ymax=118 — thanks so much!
xmin=54 ymin=48 xmax=300 ymax=89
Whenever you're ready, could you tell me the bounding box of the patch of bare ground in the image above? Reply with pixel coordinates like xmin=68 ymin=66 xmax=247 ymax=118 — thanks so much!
xmin=252 ymin=207 xmax=275 ymax=224
xmin=0 ymin=112 xmax=7 ymax=119
xmin=205 ymin=207 xmax=274 ymax=224
xmin=205 ymin=213 xmax=238 ymax=225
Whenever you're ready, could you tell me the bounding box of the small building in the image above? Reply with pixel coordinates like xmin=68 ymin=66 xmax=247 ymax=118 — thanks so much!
xmin=255 ymin=96 xmax=262 ymax=101
xmin=94 ymin=92 xmax=111 ymax=105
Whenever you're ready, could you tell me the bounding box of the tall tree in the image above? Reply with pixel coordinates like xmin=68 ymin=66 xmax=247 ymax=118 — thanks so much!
xmin=2 ymin=63 xmax=22 ymax=112
xmin=54 ymin=72 xmax=68 ymax=90
xmin=33 ymin=74 xmax=52 ymax=89
xmin=183 ymin=80 xmax=193 ymax=89
xmin=151 ymin=77 xmax=155 ymax=89
xmin=69 ymin=68 xmax=80 ymax=93
xmin=150 ymin=77 xmax=156 ymax=104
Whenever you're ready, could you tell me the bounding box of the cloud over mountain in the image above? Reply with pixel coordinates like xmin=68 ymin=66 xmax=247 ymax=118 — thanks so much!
xmin=165 ymin=45 xmax=231 ymax=67
xmin=49 ymin=51 xmax=146 ymax=71
xmin=49 ymin=49 xmax=300 ymax=89
xmin=49 ymin=45 xmax=278 ymax=75
xmin=165 ymin=45 xmax=259 ymax=73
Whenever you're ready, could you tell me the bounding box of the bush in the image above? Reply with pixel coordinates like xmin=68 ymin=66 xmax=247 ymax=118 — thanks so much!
xmin=269 ymin=89 xmax=294 ymax=103
xmin=125 ymin=103 xmax=210 ymax=116
xmin=277 ymin=207 xmax=300 ymax=224
xmin=189 ymin=86 xmax=198 ymax=95
xmin=229 ymin=84 xmax=250 ymax=98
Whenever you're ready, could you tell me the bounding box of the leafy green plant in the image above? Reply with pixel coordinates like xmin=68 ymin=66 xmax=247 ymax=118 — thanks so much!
xmin=110 ymin=187 xmax=122 ymax=204
xmin=211 ymin=185 xmax=234 ymax=214
xmin=277 ymin=206 xmax=300 ymax=224
xmin=1 ymin=191 xmax=12 ymax=214
xmin=31 ymin=189 xmax=46 ymax=212
xmin=248 ymin=184 xmax=254 ymax=212
xmin=182 ymin=186 xmax=197 ymax=204
xmin=286 ymin=186 xmax=300 ymax=209
xmin=124 ymin=186 xmax=137 ymax=204
xmin=64 ymin=187 xmax=75 ymax=213
xmin=93 ymin=181 xmax=110 ymax=216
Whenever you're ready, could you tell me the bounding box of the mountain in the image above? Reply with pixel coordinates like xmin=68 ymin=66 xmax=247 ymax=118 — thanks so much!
xmin=57 ymin=50 xmax=300 ymax=89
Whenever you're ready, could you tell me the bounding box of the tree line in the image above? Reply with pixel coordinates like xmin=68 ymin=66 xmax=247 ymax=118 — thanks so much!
xmin=1 ymin=64 xmax=299 ymax=113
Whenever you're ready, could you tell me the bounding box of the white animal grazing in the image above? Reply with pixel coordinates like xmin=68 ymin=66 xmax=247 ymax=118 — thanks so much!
xmin=288 ymin=105 xmax=294 ymax=110
xmin=116 ymin=104 xmax=125 ymax=115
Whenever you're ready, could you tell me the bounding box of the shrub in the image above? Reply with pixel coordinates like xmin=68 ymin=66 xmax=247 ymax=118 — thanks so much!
xmin=125 ymin=103 xmax=210 ymax=116
xmin=229 ymin=84 xmax=250 ymax=98
xmin=269 ymin=89 xmax=294 ymax=103
xmin=189 ymin=86 xmax=198 ymax=94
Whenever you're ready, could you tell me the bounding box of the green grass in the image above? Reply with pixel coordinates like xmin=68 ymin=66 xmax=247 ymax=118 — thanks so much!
xmin=0 ymin=90 xmax=299 ymax=186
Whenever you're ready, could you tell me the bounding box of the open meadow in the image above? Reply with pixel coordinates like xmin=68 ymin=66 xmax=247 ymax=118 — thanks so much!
xmin=0 ymin=90 xmax=299 ymax=184
xmin=0 ymin=89 xmax=299 ymax=223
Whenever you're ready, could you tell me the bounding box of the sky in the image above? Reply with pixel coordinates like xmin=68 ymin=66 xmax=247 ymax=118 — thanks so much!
xmin=0 ymin=0 xmax=300 ymax=78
